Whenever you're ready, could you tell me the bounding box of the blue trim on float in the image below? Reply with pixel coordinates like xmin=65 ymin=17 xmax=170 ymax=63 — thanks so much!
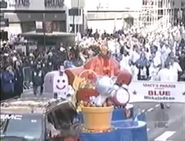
xmin=79 ymin=120 xmax=148 ymax=141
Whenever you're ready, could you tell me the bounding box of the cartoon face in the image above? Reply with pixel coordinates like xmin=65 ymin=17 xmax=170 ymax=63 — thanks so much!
xmin=113 ymin=87 xmax=130 ymax=105
xmin=54 ymin=71 xmax=69 ymax=93
xmin=56 ymin=78 xmax=67 ymax=90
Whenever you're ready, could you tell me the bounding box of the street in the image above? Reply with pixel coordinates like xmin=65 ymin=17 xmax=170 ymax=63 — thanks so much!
xmin=23 ymin=89 xmax=185 ymax=141
xmin=132 ymin=102 xmax=185 ymax=141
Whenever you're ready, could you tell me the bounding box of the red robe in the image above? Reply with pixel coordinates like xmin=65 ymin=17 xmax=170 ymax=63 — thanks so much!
xmin=84 ymin=55 xmax=120 ymax=77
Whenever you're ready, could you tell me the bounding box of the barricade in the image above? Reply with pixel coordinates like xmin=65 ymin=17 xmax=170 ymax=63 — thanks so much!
xmin=22 ymin=66 xmax=32 ymax=89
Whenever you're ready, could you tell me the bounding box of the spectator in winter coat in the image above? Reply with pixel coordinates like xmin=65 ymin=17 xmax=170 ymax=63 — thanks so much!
xmin=135 ymin=52 xmax=151 ymax=80
xmin=0 ymin=66 xmax=15 ymax=100
xmin=13 ymin=60 xmax=23 ymax=97
xmin=178 ymin=50 xmax=185 ymax=81
xmin=32 ymin=63 xmax=45 ymax=96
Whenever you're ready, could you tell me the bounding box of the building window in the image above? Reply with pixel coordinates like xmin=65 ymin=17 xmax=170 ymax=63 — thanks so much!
xmin=42 ymin=21 xmax=66 ymax=32
xmin=52 ymin=21 xmax=60 ymax=31
xmin=21 ymin=22 xmax=36 ymax=33
xmin=158 ymin=0 xmax=162 ymax=8
xmin=52 ymin=21 xmax=66 ymax=32
xmin=143 ymin=0 xmax=154 ymax=6
xmin=143 ymin=0 xmax=147 ymax=5
xmin=158 ymin=10 xmax=163 ymax=18
xmin=182 ymin=2 xmax=184 ymax=7
xmin=44 ymin=22 xmax=53 ymax=33
xmin=172 ymin=1 xmax=175 ymax=6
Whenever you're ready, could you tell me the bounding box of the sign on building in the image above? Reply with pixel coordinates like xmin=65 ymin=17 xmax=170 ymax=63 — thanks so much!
xmin=0 ymin=0 xmax=7 ymax=8
xmin=0 ymin=18 xmax=9 ymax=27
xmin=44 ymin=0 xmax=64 ymax=8
xmin=1 ymin=0 xmax=66 ymax=11
xmin=8 ymin=0 xmax=30 ymax=8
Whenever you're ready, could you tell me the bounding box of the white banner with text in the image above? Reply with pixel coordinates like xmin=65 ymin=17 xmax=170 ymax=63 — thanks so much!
xmin=128 ymin=81 xmax=185 ymax=103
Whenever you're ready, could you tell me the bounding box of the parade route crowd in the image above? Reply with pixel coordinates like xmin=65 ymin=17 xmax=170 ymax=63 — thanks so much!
xmin=0 ymin=25 xmax=185 ymax=101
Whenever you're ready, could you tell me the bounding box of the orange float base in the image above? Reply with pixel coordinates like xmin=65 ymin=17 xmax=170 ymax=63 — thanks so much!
xmin=81 ymin=106 xmax=113 ymax=131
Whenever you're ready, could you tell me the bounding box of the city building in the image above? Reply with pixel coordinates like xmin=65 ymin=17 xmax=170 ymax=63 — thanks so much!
xmin=0 ymin=0 xmax=85 ymax=46
xmin=141 ymin=0 xmax=185 ymax=26
xmin=1 ymin=0 xmax=185 ymax=36
xmin=1 ymin=0 xmax=69 ymax=34
xmin=85 ymin=0 xmax=185 ymax=32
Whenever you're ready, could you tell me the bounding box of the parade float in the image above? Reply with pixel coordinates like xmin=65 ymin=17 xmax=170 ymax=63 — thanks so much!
xmin=44 ymin=45 xmax=148 ymax=141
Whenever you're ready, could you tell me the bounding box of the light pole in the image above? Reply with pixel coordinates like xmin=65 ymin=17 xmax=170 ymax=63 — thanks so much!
xmin=178 ymin=8 xmax=182 ymax=25
xmin=72 ymin=11 xmax=76 ymax=34
xmin=43 ymin=13 xmax=46 ymax=47
xmin=77 ymin=0 xmax=80 ymax=33
xmin=69 ymin=8 xmax=81 ymax=34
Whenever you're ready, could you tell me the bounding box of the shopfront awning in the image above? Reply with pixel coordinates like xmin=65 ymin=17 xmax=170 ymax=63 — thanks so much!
xmin=20 ymin=31 xmax=75 ymax=37
xmin=20 ymin=31 xmax=76 ymax=46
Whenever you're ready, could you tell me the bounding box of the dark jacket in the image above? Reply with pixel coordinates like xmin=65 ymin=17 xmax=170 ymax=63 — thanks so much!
xmin=0 ymin=70 xmax=14 ymax=93
xmin=32 ymin=68 xmax=44 ymax=87
xmin=14 ymin=66 xmax=23 ymax=96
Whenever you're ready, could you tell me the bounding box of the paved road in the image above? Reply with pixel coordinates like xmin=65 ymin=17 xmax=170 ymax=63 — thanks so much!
xmin=23 ymin=89 xmax=185 ymax=141
xmin=132 ymin=102 xmax=185 ymax=141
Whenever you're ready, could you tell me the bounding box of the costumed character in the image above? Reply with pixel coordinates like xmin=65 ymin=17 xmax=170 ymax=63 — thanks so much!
xmin=44 ymin=66 xmax=74 ymax=102
xmin=13 ymin=60 xmax=23 ymax=97
xmin=84 ymin=45 xmax=120 ymax=77
xmin=65 ymin=44 xmax=132 ymax=105
xmin=44 ymin=66 xmax=82 ymax=140
xmin=90 ymin=76 xmax=130 ymax=107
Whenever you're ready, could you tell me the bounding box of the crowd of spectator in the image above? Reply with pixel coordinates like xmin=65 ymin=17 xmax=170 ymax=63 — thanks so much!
xmin=78 ymin=26 xmax=185 ymax=81
xmin=0 ymin=25 xmax=185 ymax=101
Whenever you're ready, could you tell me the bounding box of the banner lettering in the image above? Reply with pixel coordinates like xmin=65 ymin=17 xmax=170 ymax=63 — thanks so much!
xmin=129 ymin=81 xmax=185 ymax=103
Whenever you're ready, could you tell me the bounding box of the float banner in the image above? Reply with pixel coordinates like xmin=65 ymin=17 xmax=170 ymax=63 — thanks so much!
xmin=129 ymin=81 xmax=185 ymax=103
